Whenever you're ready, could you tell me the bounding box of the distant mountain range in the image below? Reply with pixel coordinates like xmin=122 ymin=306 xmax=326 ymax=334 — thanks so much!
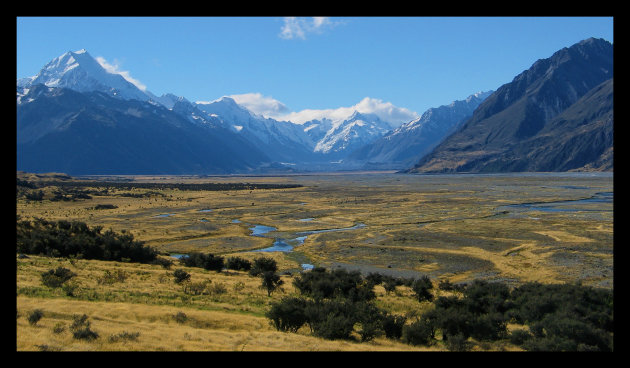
xmin=17 ymin=38 xmax=613 ymax=175
xmin=408 ymin=37 xmax=613 ymax=173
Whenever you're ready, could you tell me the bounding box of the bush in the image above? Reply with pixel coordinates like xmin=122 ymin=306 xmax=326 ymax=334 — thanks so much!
xmin=402 ymin=319 xmax=435 ymax=346
xmin=411 ymin=276 xmax=434 ymax=302
xmin=509 ymin=329 xmax=532 ymax=345
xmin=41 ymin=267 xmax=76 ymax=288
xmin=16 ymin=218 xmax=158 ymax=263
xmin=173 ymin=269 xmax=191 ymax=284
xmin=173 ymin=312 xmax=187 ymax=324
xmin=311 ymin=313 xmax=356 ymax=340
xmin=382 ymin=314 xmax=407 ymax=340
xmin=226 ymin=256 xmax=252 ymax=271
xmin=446 ymin=333 xmax=471 ymax=352
xmin=28 ymin=309 xmax=44 ymax=326
xmin=179 ymin=252 xmax=224 ymax=272
xmin=53 ymin=322 xmax=65 ymax=334
xmin=182 ymin=280 xmax=211 ymax=295
xmin=97 ymin=269 xmax=128 ymax=285
xmin=469 ymin=312 xmax=508 ymax=341
xmin=152 ymin=257 xmax=174 ymax=269
xmin=438 ymin=279 xmax=455 ymax=291
xmin=108 ymin=331 xmax=140 ymax=343
xmin=70 ymin=314 xmax=99 ymax=340
xmin=292 ymin=267 xmax=375 ymax=302
xmin=266 ymin=297 xmax=308 ymax=333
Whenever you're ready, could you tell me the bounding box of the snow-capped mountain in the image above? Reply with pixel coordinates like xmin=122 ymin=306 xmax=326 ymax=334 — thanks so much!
xmin=314 ymin=111 xmax=395 ymax=157
xmin=195 ymin=97 xmax=317 ymax=162
xmin=348 ymin=91 xmax=493 ymax=168
xmin=16 ymin=48 xmax=492 ymax=173
xmin=18 ymin=49 xmax=151 ymax=102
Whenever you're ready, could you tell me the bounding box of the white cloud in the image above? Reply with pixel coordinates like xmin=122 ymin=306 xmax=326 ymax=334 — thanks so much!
xmin=230 ymin=93 xmax=418 ymax=128
xmin=282 ymin=98 xmax=418 ymax=128
xmin=279 ymin=17 xmax=342 ymax=40
xmin=95 ymin=56 xmax=147 ymax=91
xmin=228 ymin=93 xmax=290 ymax=118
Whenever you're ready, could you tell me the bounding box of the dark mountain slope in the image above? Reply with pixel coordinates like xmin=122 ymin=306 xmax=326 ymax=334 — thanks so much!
xmin=17 ymin=85 xmax=271 ymax=175
xmin=409 ymin=37 xmax=613 ymax=173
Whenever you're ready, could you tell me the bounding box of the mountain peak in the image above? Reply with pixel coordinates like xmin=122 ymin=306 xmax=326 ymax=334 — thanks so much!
xmin=18 ymin=49 xmax=150 ymax=102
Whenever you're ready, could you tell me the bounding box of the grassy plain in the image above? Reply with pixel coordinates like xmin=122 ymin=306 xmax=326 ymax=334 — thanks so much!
xmin=16 ymin=171 xmax=613 ymax=351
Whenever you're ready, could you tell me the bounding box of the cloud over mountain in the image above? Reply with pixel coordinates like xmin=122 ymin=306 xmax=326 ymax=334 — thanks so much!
xmin=224 ymin=93 xmax=418 ymax=128
xmin=95 ymin=56 xmax=147 ymax=91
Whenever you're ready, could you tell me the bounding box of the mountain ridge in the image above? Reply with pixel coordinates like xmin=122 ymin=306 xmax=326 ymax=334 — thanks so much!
xmin=408 ymin=37 xmax=613 ymax=173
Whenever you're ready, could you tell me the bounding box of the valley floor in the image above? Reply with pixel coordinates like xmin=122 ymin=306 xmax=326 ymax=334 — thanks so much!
xmin=16 ymin=171 xmax=613 ymax=351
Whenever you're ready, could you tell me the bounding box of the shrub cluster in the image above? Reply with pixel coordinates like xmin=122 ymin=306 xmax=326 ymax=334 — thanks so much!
xmin=266 ymin=267 xmax=398 ymax=342
xmin=265 ymin=269 xmax=613 ymax=351
xmin=417 ymin=280 xmax=613 ymax=351
xmin=17 ymin=218 xmax=158 ymax=263
xmin=178 ymin=252 xmax=224 ymax=272
xmin=225 ymin=256 xmax=252 ymax=271
xmin=507 ymin=282 xmax=613 ymax=351
xmin=41 ymin=267 xmax=76 ymax=288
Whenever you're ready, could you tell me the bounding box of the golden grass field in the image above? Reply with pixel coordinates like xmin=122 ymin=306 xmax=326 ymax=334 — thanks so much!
xmin=16 ymin=171 xmax=613 ymax=351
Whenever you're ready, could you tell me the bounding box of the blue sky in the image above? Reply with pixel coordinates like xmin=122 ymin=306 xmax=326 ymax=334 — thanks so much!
xmin=17 ymin=16 xmax=613 ymax=123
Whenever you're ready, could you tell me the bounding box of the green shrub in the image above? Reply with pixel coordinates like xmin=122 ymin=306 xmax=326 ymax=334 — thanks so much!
xmin=17 ymin=218 xmax=157 ymax=263
xmin=70 ymin=314 xmax=99 ymax=340
xmin=108 ymin=331 xmax=140 ymax=343
xmin=173 ymin=269 xmax=191 ymax=284
xmin=28 ymin=309 xmax=44 ymax=326
xmin=411 ymin=276 xmax=434 ymax=302
xmin=173 ymin=312 xmax=188 ymax=324
xmin=41 ymin=267 xmax=76 ymax=288
xmin=382 ymin=314 xmax=407 ymax=340
xmin=53 ymin=322 xmax=65 ymax=334
xmin=509 ymin=329 xmax=532 ymax=345
xmin=97 ymin=269 xmax=128 ymax=285
xmin=266 ymin=297 xmax=308 ymax=333
xmin=180 ymin=252 xmax=224 ymax=272
xmin=446 ymin=333 xmax=471 ymax=352
xmin=402 ymin=319 xmax=434 ymax=346
xmin=226 ymin=256 xmax=252 ymax=271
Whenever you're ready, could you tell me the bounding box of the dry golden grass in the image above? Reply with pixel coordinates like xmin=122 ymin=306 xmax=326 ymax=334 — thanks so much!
xmin=17 ymin=255 xmax=437 ymax=351
xmin=16 ymin=172 xmax=612 ymax=351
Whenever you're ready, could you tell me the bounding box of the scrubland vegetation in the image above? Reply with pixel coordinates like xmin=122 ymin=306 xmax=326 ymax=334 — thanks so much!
xmin=16 ymin=172 xmax=613 ymax=351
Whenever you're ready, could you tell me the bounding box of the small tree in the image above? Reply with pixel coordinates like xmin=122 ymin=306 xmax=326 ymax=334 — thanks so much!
xmin=411 ymin=276 xmax=434 ymax=302
xmin=250 ymin=257 xmax=278 ymax=276
xmin=260 ymin=271 xmax=284 ymax=296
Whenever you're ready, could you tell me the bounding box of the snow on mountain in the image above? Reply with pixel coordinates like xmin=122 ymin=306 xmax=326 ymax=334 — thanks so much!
xmin=391 ymin=90 xmax=493 ymax=137
xmin=347 ymin=90 xmax=494 ymax=168
xmin=314 ymin=111 xmax=394 ymax=155
xmin=194 ymin=97 xmax=316 ymax=162
xmin=19 ymin=49 xmax=151 ymax=102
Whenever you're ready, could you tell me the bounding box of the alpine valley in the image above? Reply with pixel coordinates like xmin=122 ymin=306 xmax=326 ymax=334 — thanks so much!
xmin=17 ymin=38 xmax=613 ymax=175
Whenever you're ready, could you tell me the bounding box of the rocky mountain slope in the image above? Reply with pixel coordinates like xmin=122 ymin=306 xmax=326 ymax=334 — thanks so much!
xmin=408 ymin=38 xmax=613 ymax=173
